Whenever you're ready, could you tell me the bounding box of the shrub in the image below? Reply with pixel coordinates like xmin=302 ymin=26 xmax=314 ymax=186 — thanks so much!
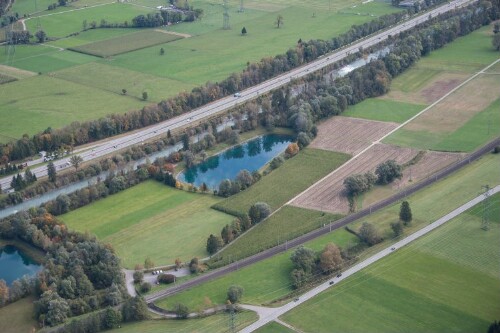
xmin=140 ymin=282 xmax=151 ymax=293
xmin=157 ymin=274 xmax=176 ymax=284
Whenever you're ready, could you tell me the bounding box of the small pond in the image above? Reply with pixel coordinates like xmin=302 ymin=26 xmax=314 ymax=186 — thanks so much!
xmin=0 ymin=244 xmax=42 ymax=285
xmin=178 ymin=134 xmax=293 ymax=189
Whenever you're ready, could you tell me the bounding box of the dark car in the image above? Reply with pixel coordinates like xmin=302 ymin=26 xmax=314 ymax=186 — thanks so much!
xmin=336 ymin=273 xmax=342 ymax=278
xmin=329 ymin=281 xmax=334 ymax=285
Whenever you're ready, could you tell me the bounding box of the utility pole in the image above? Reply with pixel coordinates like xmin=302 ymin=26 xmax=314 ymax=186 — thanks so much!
xmin=481 ymin=185 xmax=491 ymax=231
xmin=223 ymin=0 xmax=230 ymax=30
xmin=239 ymin=0 xmax=244 ymax=12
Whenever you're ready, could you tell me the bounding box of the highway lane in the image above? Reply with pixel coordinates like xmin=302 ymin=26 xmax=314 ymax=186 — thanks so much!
xmin=0 ymin=0 xmax=474 ymax=191
xmin=144 ymin=137 xmax=500 ymax=305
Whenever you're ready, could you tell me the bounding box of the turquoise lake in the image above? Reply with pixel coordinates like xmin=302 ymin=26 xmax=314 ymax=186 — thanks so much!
xmin=0 ymin=244 xmax=42 ymax=285
xmin=179 ymin=134 xmax=293 ymax=189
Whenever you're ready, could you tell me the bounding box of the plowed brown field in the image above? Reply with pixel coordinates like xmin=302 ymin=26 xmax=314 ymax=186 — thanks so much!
xmin=310 ymin=117 xmax=399 ymax=155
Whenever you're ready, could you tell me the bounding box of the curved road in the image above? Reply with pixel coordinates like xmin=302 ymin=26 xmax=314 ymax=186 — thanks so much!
xmin=144 ymin=137 xmax=500 ymax=304
xmin=0 ymin=0 xmax=475 ymax=191
xmin=239 ymin=184 xmax=500 ymax=332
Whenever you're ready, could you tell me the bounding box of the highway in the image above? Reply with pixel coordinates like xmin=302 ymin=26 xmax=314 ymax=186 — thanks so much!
xmin=0 ymin=0 xmax=475 ymax=191
xmin=144 ymin=137 xmax=500 ymax=305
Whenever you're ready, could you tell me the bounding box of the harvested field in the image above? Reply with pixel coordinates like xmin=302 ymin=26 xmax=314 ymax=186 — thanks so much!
xmin=404 ymin=74 xmax=500 ymax=134
xmin=292 ymin=144 xmax=467 ymax=214
xmin=0 ymin=64 xmax=37 ymax=79
xmin=310 ymin=116 xmax=398 ymax=155
xmin=291 ymin=143 xmax=419 ymax=214
xmin=393 ymin=151 xmax=465 ymax=189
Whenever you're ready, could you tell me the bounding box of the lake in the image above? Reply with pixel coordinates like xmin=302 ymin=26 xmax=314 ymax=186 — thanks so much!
xmin=178 ymin=134 xmax=293 ymax=189
xmin=0 ymin=244 xmax=42 ymax=285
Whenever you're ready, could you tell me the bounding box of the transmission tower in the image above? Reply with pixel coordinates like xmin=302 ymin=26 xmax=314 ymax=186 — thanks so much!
xmin=223 ymin=0 xmax=230 ymax=30
xmin=481 ymin=185 xmax=491 ymax=231
xmin=35 ymin=0 xmax=42 ymax=32
xmin=228 ymin=304 xmax=236 ymax=333
xmin=4 ymin=24 xmax=16 ymax=64
xmin=239 ymin=0 xmax=244 ymax=12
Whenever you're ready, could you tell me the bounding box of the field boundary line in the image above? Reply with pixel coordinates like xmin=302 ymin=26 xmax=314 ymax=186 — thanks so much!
xmin=285 ymin=57 xmax=500 ymax=208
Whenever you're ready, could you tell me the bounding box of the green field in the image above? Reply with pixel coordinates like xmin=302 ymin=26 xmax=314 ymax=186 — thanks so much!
xmin=1 ymin=0 xmax=398 ymax=142
xmin=0 ymin=75 xmax=146 ymax=142
xmin=341 ymin=98 xmax=425 ymax=123
xmin=109 ymin=311 xmax=258 ymax=333
xmin=0 ymin=297 xmax=38 ymax=333
xmin=0 ymin=46 xmax=96 ymax=74
xmin=254 ymin=321 xmax=295 ymax=333
xmin=214 ymin=148 xmax=350 ymax=215
xmin=60 ymin=181 xmax=234 ymax=268
xmin=70 ymin=30 xmax=183 ymax=57
xmin=25 ymin=3 xmax=151 ymax=38
xmin=211 ymin=206 xmax=342 ymax=265
xmin=52 ymin=62 xmax=195 ymax=102
xmin=281 ymin=194 xmax=500 ymax=333
xmin=156 ymin=152 xmax=500 ymax=312
xmin=156 ymin=228 xmax=356 ymax=311
xmin=108 ymin=1 xmax=398 ymax=86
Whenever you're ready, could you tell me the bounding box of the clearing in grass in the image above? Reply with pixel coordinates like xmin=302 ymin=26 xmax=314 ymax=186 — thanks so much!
xmin=281 ymin=194 xmax=500 ymax=333
xmin=60 ymin=181 xmax=234 ymax=268
xmin=213 ymin=148 xmax=350 ymax=216
xmin=69 ymin=30 xmax=184 ymax=57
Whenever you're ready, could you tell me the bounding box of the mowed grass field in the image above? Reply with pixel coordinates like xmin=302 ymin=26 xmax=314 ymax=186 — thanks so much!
xmin=214 ymin=148 xmax=350 ymax=215
xmin=52 ymin=62 xmax=195 ymax=102
xmin=211 ymin=206 xmax=342 ymax=265
xmin=0 ymin=75 xmax=146 ymax=142
xmin=156 ymin=227 xmax=357 ymax=311
xmin=60 ymin=181 xmax=234 ymax=268
xmin=109 ymin=311 xmax=258 ymax=333
xmin=0 ymin=297 xmax=38 ymax=333
xmin=70 ymin=30 xmax=183 ymax=57
xmin=254 ymin=322 xmax=295 ymax=333
xmin=281 ymin=194 xmax=500 ymax=333
xmin=156 ymin=152 xmax=500 ymax=312
xmin=25 ymin=3 xmax=151 ymax=38
xmin=341 ymin=98 xmax=425 ymax=123
xmin=108 ymin=1 xmax=399 ymax=86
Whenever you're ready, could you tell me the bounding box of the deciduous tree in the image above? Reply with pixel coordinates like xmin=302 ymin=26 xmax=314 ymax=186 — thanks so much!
xmin=319 ymin=243 xmax=343 ymax=274
xmin=227 ymin=285 xmax=244 ymax=303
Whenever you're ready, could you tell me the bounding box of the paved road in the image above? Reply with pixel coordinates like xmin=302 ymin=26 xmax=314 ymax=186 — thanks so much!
xmin=239 ymin=184 xmax=500 ymax=332
xmin=0 ymin=0 xmax=475 ymax=191
xmin=144 ymin=136 xmax=500 ymax=305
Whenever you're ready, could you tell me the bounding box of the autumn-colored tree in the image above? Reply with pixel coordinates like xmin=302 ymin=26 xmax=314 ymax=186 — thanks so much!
xmin=319 ymin=243 xmax=343 ymax=274
xmin=285 ymin=142 xmax=299 ymax=157
xmin=0 ymin=279 xmax=9 ymax=306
